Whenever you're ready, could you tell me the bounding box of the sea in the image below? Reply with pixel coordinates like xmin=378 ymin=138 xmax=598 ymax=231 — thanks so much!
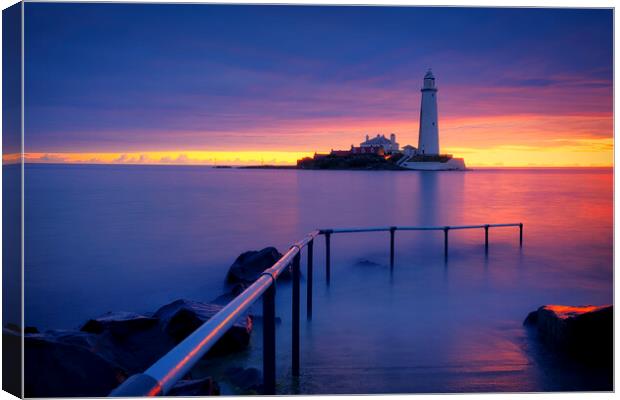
xmin=21 ymin=164 xmax=613 ymax=393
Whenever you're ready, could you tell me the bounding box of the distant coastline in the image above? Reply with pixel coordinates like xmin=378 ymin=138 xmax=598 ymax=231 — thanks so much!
xmin=235 ymin=165 xmax=298 ymax=169
xmin=18 ymin=162 xmax=614 ymax=170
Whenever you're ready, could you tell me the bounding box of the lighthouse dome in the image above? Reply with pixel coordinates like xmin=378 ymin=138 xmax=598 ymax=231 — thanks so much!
xmin=423 ymin=69 xmax=436 ymax=90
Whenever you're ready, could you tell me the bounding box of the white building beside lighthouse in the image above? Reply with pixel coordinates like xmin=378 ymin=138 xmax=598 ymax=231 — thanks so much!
xmin=359 ymin=133 xmax=399 ymax=154
xmin=418 ymin=69 xmax=440 ymax=155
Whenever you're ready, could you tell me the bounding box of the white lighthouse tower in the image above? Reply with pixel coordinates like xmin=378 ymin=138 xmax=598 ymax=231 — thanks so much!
xmin=400 ymin=69 xmax=466 ymax=170
xmin=417 ymin=69 xmax=440 ymax=155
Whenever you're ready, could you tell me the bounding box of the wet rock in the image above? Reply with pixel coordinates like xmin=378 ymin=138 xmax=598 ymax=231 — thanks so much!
xmin=25 ymin=326 xmax=40 ymax=334
xmin=20 ymin=329 xmax=127 ymax=397
xmin=356 ymin=259 xmax=381 ymax=267
xmin=168 ymin=377 xmax=221 ymax=396
xmin=77 ymin=311 xmax=175 ymax=374
xmin=23 ymin=298 xmax=254 ymax=397
xmin=226 ymin=247 xmax=286 ymax=283
xmin=81 ymin=311 xmax=158 ymax=336
xmin=224 ymin=367 xmax=262 ymax=393
xmin=523 ymin=309 xmax=539 ymax=326
xmin=4 ymin=323 xmax=39 ymax=334
xmin=524 ymin=304 xmax=612 ymax=365
xmin=154 ymin=299 xmax=252 ymax=355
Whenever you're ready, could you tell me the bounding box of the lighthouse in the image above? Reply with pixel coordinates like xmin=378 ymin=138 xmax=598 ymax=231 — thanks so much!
xmin=400 ymin=70 xmax=466 ymax=170
xmin=417 ymin=69 xmax=440 ymax=155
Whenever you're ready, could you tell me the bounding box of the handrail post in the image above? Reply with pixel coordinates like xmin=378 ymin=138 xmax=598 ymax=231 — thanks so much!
xmin=307 ymin=239 xmax=313 ymax=320
xmin=292 ymin=252 xmax=301 ymax=377
xmin=262 ymin=284 xmax=276 ymax=395
xmin=389 ymin=227 xmax=396 ymax=269
xmin=325 ymin=231 xmax=332 ymax=285
xmin=484 ymin=225 xmax=489 ymax=252
xmin=443 ymin=227 xmax=449 ymax=260
xmin=519 ymin=223 xmax=523 ymax=247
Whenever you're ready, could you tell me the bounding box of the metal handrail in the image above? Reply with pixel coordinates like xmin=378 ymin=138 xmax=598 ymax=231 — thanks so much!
xmin=321 ymin=223 xmax=522 ymax=234
xmin=109 ymin=224 xmax=522 ymax=396
xmin=110 ymin=230 xmax=319 ymax=396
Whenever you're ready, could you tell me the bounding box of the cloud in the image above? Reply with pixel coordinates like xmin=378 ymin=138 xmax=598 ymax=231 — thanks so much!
xmin=175 ymin=154 xmax=189 ymax=163
xmin=114 ymin=154 xmax=137 ymax=163
xmin=38 ymin=153 xmax=68 ymax=163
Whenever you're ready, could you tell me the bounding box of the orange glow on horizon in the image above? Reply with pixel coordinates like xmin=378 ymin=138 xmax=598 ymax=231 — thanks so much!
xmin=17 ymin=138 xmax=613 ymax=168
xmin=12 ymin=111 xmax=613 ymax=167
xmin=2 ymin=153 xmax=22 ymax=165
xmin=18 ymin=151 xmax=312 ymax=166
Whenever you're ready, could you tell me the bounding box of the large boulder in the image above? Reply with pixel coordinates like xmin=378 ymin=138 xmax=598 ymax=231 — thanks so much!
xmin=20 ymin=329 xmax=127 ymax=397
xmin=80 ymin=311 xmax=176 ymax=375
xmin=22 ymin=298 xmax=253 ymax=397
xmin=154 ymin=299 xmax=252 ymax=356
xmin=226 ymin=247 xmax=286 ymax=283
xmin=81 ymin=311 xmax=158 ymax=336
xmin=524 ymin=304 xmax=612 ymax=365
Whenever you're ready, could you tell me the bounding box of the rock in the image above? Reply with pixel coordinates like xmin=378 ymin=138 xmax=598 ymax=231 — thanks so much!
xmin=523 ymin=309 xmax=538 ymax=326
xmin=154 ymin=299 xmax=252 ymax=355
xmin=25 ymin=326 xmax=40 ymax=334
xmin=224 ymin=367 xmax=262 ymax=393
xmin=81 ymin=311 xmax=158 ymax=336
xmin=20 ymin=329 xmax=127 ymax=397
xmin=78 ymin=311 xmax=175 ymax=374
xmin=4 ymin=323 xmax=38 ymax=334
xmin=22 ymin=298 xmax=255 ymax=397
xmin=356 ymin=259 xmax=381 ymax=267
xmin=524 ymin=304 xmax=612 ymax=365
xmin=226 ymin=247 xmax=286 ymax=283
xmin=168 ymin=377 xmax=220 ymax=396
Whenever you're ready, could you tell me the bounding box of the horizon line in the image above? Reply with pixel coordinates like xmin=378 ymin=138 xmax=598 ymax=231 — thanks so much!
xmin=4 ymin=161 xmax=613 ymax=169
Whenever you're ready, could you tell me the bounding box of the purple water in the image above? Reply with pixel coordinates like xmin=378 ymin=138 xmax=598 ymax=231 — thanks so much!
xmin=24 ymin=164 xmax=613 ymax=393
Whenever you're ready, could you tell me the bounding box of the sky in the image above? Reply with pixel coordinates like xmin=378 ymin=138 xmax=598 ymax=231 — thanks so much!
xmin=21 ymin=4 xmax=613 ymax=166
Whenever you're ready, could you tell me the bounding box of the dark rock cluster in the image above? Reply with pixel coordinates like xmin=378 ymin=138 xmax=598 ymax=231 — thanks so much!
xmin=10 ymin=298 xmax=252 ymax=397
xmin=10 ymin=246 xmax=287 ymax=397
xmin=524 ymin=304 xmax=612 ymax=367
xmin=226 ymin=247 xmax=285 ymax=283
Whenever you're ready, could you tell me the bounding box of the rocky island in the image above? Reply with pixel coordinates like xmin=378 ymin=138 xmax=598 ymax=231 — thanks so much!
xmin=296 ymin=70 xmax=466 ymax=171
xmin=297 ymin=152 xmax=405 ymax=170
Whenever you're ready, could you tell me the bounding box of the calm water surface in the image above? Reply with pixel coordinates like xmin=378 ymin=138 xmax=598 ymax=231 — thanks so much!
xmin=24 ymin=165 xmax=613 ymax=393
